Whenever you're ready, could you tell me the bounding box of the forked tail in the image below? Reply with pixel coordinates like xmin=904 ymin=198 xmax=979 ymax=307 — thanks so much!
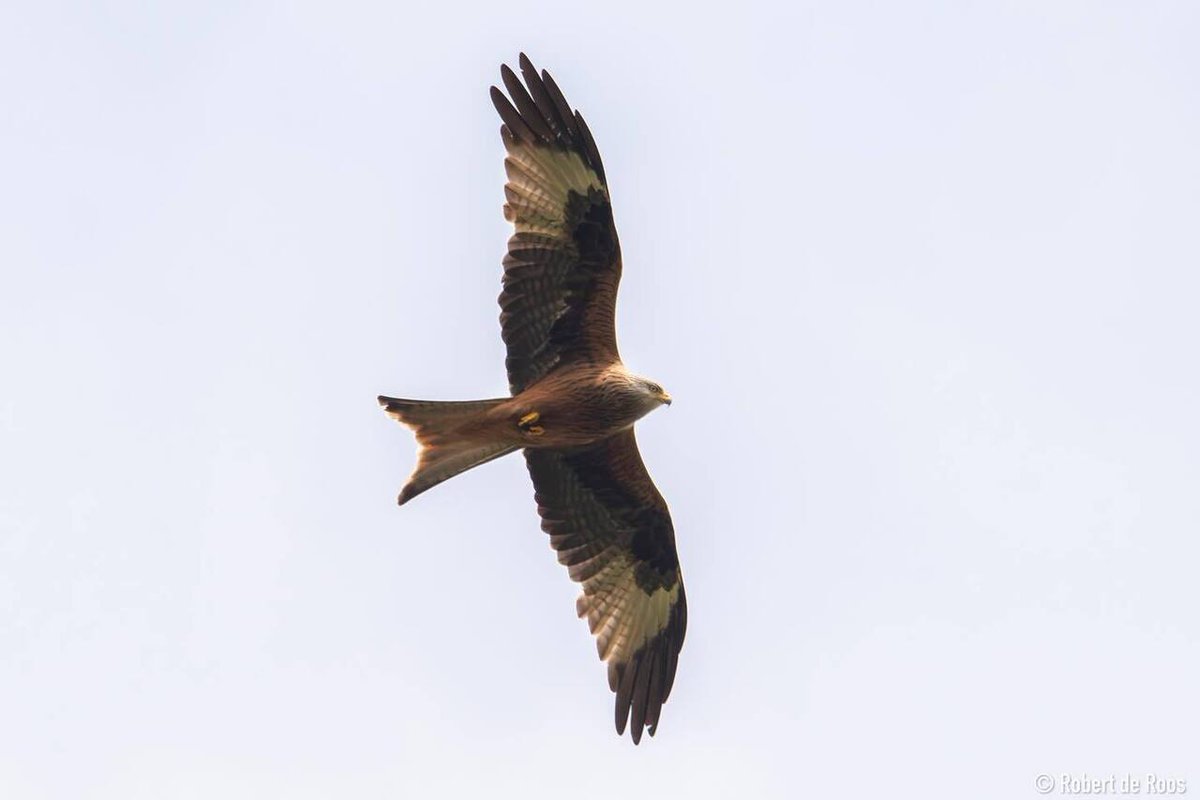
xmin=378 ymin=396 xmax=517 ymax=505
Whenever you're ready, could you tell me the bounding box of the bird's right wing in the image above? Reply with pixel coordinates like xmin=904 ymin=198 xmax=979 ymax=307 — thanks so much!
xmin=524 ymin=430 xmax=687 ymax=744
xmin=491 ymin=54 xmax=623 ymax=394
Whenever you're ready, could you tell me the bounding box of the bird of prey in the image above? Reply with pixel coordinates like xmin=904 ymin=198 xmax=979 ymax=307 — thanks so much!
xmin=378 ymin=54 xmax=684 ymax=744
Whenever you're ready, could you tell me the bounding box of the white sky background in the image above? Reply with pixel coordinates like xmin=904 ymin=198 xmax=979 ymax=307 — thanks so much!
xmin=2 ymin=1 xmax=1198 ymax=797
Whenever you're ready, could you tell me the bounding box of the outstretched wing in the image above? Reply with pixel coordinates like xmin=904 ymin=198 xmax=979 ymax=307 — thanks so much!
xmin=491 ymin=54 xmax=623 ymax=394
xmin=525 ymin=430 xmax=687 ymax=744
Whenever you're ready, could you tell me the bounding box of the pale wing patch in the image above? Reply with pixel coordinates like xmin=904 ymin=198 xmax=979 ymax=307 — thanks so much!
xmin=575 ymin=554 xmax=681 ymax=665
xmin=503 ymin=145 xmax=606 ymax=234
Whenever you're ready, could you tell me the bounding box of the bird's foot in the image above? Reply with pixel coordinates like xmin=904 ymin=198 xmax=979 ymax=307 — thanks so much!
xmin=518 ymin=410 xmax=544 ymax=436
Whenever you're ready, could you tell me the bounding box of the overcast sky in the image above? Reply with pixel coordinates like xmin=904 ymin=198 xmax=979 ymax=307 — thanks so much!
xmin=3 ymin=1 xmax=1199 ymax=798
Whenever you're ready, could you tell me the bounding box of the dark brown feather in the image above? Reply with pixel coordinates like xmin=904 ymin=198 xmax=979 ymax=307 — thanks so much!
xmin=489 ymin=86 xmax=538 ymax=144
xmin=539 ymin=69 xmax=584 ymax=152
xmin=500 ymin=64 xmax=555 ymax=144
xmin=518 ymin=54 xmax=570 ymax=143
xmin=573 ymin=111 xmax=608 ymax=185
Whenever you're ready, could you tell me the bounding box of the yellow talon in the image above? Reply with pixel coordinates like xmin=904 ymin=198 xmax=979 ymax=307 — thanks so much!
xmin=518 ymin=410 xmax=544 ymax=435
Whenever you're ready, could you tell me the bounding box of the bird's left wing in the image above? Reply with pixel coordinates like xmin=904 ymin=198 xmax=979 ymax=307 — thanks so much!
xmin=524 ymin=430 xmax=686 ymax=744
xmin=491 ymin=54 xmax=623 ymax=394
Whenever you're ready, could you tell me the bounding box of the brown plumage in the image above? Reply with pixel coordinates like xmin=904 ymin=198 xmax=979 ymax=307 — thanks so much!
xmin=379 ymin=54 xmax=685 ymax=744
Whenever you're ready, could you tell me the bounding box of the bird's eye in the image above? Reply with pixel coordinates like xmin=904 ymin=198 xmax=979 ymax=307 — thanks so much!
xmin=648 ymin=383 xmax=662 ymax=394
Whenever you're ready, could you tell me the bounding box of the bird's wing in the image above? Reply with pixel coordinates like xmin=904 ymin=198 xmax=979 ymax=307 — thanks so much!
xmin=491 ymin=54 xmax=622 ymax=394
xmin=524 ymin=430 xmax=686 ymax=744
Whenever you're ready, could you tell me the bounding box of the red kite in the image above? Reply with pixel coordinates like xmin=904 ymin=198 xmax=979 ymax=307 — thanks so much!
xmin=379 ymin=54 xmax=685 ymax=743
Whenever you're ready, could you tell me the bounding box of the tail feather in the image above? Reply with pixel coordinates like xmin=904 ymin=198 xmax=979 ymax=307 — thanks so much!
xmin=378 ymin=396 xmax=517 ymax=505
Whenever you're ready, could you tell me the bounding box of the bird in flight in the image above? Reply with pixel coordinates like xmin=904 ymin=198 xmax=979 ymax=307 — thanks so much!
xmin=378 ymin=54 xmax=685 ymax=744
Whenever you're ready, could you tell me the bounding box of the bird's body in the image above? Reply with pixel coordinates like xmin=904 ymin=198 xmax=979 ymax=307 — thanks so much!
xmin=509 ymin=362 xmax=671 ymax=448
xmin=379 ymin=54 xmax=685 ymax=744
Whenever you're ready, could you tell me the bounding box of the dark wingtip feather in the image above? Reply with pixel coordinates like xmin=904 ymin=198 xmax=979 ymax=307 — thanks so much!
xmin=573 ymin=110 xmax=607 ymax=184
xmin=614 ymin=663 xmax=632 ymax=735
xmin=611 ymin=586 xmax=687 ymax=743
xmin=491 ymin=55 xmax=607 ymax=183
xmin=518 ymin=54 xmax=569 ymax=144
xmin=539 ymin=69 xmax=580 ymax=142
xmin=629 ymin=665 xmax=650 ymax=743
xmin=490 ymin=85 xmax=536 ymax=144
xmin=500 ymin=63 xmax=553 ymax=143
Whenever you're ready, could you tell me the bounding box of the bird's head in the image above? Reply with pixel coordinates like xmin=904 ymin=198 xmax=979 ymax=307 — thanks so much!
xmin=637 ymin=377 xmax=673 ymax=408
xmin=606 ymin=365 xmax=672 ymax=418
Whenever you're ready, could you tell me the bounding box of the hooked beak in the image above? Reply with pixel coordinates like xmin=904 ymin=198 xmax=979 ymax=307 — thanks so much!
xmin=659 ymin=391 xmax=673 ymax=406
